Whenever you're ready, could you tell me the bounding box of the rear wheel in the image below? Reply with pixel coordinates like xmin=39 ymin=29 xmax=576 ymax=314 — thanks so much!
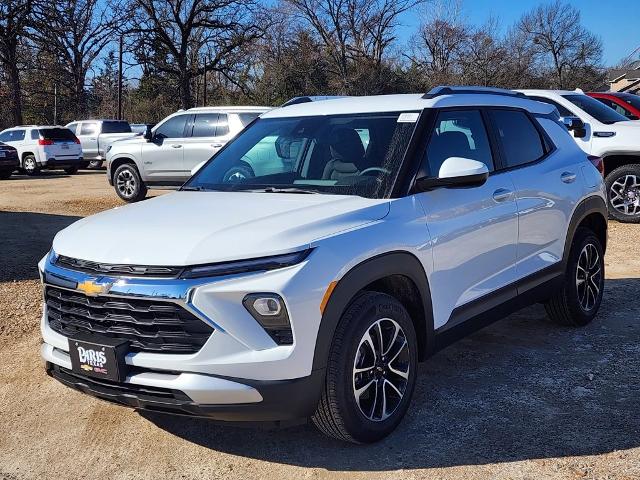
xmin=114 ymin=163 xmax=147 ymax=202
xmin=312 ymin=292 xmax=418 ymax=443
xmin=22 ymin=155 xmax=39 ymax=176
xmin=544 ymin=227 xmax=604 ymax=326
xmin=605 ymin=164 xmax=640 ymax=223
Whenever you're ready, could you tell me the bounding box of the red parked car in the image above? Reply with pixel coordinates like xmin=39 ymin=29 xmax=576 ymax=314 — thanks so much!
xmin=588 ymin=92 xmax=640 ymax=120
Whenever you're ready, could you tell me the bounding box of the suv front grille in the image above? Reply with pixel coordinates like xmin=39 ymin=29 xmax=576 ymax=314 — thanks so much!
xmin=55 ymin=255 xmax=183 ymax=278
xmin=46 ymin=287 xmax=213 ymax=354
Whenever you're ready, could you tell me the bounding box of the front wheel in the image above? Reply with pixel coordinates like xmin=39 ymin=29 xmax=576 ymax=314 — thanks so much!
xmin=544 ymin=227 xmax=604 ymax=326
xmin=22 ymin=155 xmax=39 ymax=176
xmin=114 ymin=164 xmax=147 ymax=202
xmin=312 ymin=292 xmax=418 ymax=443
xmin=605 ymin=164 xmax=640 ymax=223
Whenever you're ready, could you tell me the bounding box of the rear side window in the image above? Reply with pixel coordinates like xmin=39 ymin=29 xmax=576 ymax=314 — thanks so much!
xmin=191 ymin=113 xmax=219 ymax=137
xmin=40 ymin=128 xmax=77 ymax=141
xmin=238 ymin=112 xmax=260 ymax=126
xmin=155 ymin=114 xmax=188 ymax=139
xmin=30 ymin=129 xmax=39 ymax=140
xmin=216 ymin=114 xmax=229 ymax=136
xmin=424 ymin=109 xmax=494 ymax=176
xmin=490 ymin=110 xmax=545 ymax=169
xmin=102 ymin=121 xmax=131 ymax=133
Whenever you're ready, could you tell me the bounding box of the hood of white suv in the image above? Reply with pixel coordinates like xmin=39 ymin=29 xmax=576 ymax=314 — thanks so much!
xmin=52 ymin=192 xmax=390 ymax=266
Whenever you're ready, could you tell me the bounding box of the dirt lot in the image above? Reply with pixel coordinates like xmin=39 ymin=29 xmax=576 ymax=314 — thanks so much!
xmin=1 ymin=171 xmax=639 ymax=480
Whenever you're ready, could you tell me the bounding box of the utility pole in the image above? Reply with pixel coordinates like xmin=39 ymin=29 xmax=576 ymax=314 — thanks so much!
xmin=117 ymin=34 xmax=124 ymax=120
xmin=53 ymin=84 xmax=57 ymax=125
xmin=202 ymin=61 xmax=207 ymax=106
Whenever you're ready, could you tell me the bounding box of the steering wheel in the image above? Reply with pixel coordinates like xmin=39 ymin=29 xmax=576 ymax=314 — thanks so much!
xmin=359 ymin=167 xmax=391 ymax=176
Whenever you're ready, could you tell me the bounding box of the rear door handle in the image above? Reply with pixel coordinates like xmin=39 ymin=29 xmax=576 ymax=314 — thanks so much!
xmin=493 ymin=188 xmax=513 ymax=202
xmin=210 ymin=143 xmax=223 ymax=148
xmin=561 ymin=171 xmax=577 ymax=183
xmin=171 ymin=144 xmax=182 ymax=149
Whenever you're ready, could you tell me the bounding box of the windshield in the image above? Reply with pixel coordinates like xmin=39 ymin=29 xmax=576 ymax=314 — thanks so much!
xmin=562 ymin=94 xmax=629 ymax=124
xmin=184 ymin=112 xmax=420 ymax=199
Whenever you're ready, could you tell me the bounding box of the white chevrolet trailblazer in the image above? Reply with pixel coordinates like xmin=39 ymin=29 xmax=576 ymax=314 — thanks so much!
xmin=40 ymin=87 xmax=607 ymax=443
xmin=521 ymin=89 xmax=640 ymax=223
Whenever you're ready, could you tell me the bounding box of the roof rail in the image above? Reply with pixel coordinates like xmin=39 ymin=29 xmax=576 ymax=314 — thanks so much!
xmin=280 ymin=95 xmax=347 ymax=107
xmin=422 ymin=86 xmax=526 ymax=99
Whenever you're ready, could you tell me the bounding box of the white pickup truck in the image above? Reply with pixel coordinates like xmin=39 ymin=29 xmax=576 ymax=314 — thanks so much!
xmin=66 ymin=120 xmax=136 ymax=169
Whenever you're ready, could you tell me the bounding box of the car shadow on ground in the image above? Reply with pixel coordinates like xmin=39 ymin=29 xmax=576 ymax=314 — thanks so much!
xmin=7 ymin=169 xmax=105 ymax=180
xmin=142 ymin=278 xmax=640 ymax=471
xmin=0 ymin=211 xmax=81 ymax=282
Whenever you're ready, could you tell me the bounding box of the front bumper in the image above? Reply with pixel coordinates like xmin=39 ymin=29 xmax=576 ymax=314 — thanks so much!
xmin=39 ymin=249 xmax=329 ymax=421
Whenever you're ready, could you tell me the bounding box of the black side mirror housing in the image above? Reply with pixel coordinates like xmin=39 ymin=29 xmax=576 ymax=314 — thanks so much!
xmin=143 ymin=125 xmax=153 ymax=141
xmin=562 ymin=116 xmax=587 ymax=139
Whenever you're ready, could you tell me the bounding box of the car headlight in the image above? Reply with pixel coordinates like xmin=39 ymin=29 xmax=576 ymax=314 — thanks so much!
xmin=179 ymin=249 xmax=312 ymax=279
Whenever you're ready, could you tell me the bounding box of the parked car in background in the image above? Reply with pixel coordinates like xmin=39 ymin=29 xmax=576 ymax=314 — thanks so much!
xmin=587 ymin=92 xmax=640 ymax=121
xmin=520 ymin=89 xmax=640 ymax=222
xmin=66 ymin=119 xmax=135 ymax=169
xmin=0 ymin=125 xmax=83 ymax=175
xmin=130 ymin=123 xmax=155 ymax=134
xmin=0 ymin=142 xmax=19 ymax=179
xmin=41 ymin=87 xmax=607 ymax=443
xmin=106 ymin=106 xmax=271 ymax=201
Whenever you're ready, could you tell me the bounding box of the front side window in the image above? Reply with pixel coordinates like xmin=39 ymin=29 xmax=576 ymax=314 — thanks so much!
xmin=0 ymin=132 xmax=10 ymax=142
xmin=619 ymin=93 xmax=640 ymax=111
xmin=562 ymin=94 xmax=628 ymax=124
xmin=80 ymin=122 xmax=98 ymax=135
xmin=154 ymin=114 xmax=188 ymax=139
xmin=490 ymin=110 xmax=545 ymax=168
xmin=184 ymin=112 xmax=419 ymax=199
xmin=424 ymin=110 xmax=494 ymax=177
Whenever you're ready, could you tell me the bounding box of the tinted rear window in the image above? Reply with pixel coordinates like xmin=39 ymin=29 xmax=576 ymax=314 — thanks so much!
xmin=40 ymin=128 xmax=77 ymax=141
xmin=102 ymin=121 xmax=132 ymax=133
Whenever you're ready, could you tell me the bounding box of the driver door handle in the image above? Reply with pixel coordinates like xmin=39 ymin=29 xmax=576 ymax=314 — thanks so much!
xmin=492 ymin=188 xmax=513 ymax=202
xmin=210 ymin=143 xmax=223 ymax=148
xmin=171 ymin=144 xmax=182 ymax=149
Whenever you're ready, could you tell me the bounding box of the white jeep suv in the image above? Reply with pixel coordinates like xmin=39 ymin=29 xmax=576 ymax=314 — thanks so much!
xmin=0 ymin=125 xmax=83 ymax=175
xmin=105 ymin=106 xmax=270 ymax=202
xmin=520 ymin=89 xmax=640 ymax=222
xmin=40 ymin=87 xmax=607 ymax=443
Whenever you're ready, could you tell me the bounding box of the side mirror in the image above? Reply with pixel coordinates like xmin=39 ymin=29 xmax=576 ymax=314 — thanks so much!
xmin=414 ymin=157 xmax=489 ymax=192
xmin=143 ymin=125 xmax=153 ymax=141
xmin=561 ymin=116 xmax=587 ymax=138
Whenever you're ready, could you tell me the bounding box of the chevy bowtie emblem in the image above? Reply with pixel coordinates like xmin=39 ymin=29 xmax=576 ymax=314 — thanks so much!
xmin=77 ymin=279 xmax=112 ymax=297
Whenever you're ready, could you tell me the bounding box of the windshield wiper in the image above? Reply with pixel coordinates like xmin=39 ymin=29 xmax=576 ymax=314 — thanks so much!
xmin=181 ymin=185 xmax=214 ymax=192
xmin=261 ymin=186 xmax=320 ymax=194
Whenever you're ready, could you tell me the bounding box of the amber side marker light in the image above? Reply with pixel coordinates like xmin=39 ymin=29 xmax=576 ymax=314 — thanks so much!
xmin=320 ymin=281 xmax=338 ymax=314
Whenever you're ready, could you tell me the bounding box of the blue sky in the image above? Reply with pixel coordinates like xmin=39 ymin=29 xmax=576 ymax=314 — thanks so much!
xmin=398 ymin=0 xmax=640 ymax=66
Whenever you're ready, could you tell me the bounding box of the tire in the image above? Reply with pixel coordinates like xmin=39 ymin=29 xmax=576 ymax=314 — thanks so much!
xmin=22 ymin=154 xmax=39 ymax=176
xmin=0 ymin=169 xmax=12 ymax=180
xmin=113 ymin=163 xmax=147 ymax=202
xmin=312 ymin=292 xmax=418 ymax=443
xmin=223 ymin=164 xmax=254 ymax=183
xmin=64 ymin=166 xmax=79 ymax=175
xmin=88 ymin=160 xmax=103 ymax=169
xmin=544 ymin=227 xmax=605 ymax=327
xmin=604 ymin=164 xmax=640 ymax=223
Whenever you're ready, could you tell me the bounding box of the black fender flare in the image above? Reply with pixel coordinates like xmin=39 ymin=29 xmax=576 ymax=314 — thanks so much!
xmin=562 ymin=195 xmax=608 ymax=267
xmin=311 ymin=251 xmax=434 ymax=371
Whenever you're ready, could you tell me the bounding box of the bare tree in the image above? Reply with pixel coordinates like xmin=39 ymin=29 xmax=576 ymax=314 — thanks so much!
xmin=460 ymin=18 xmax=510 ymax=87
xmin=408 ymin=0 xmax=467 ymax=86
xmin=517 ymin=0 xmax=603 ymax=88
xmin=128 ymin=0 xmax=266 ymax=109
xmin=284 ymin=0 xmax=423 ymax=93
xmin=32 ymin=0 xmax=121 ymax=117
xmin=0 ymin=0 xmax=32 ymax=125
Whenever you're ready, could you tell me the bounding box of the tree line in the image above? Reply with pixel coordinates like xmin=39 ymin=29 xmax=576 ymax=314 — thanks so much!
xmin=0 ymin=0 xmax=608 ymax=128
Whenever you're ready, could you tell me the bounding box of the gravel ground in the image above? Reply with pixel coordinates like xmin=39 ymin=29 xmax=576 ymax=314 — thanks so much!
xmin=1 ymin=172 xmax=639 ymax=480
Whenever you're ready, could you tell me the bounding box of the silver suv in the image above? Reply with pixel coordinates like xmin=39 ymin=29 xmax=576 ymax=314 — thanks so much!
xmin=106 ymin=106 xmax=270 ymax=201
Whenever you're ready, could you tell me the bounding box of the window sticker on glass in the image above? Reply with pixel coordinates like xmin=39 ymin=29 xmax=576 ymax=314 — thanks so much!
xmin=397 ymin=112 xmax=420 ymax=123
